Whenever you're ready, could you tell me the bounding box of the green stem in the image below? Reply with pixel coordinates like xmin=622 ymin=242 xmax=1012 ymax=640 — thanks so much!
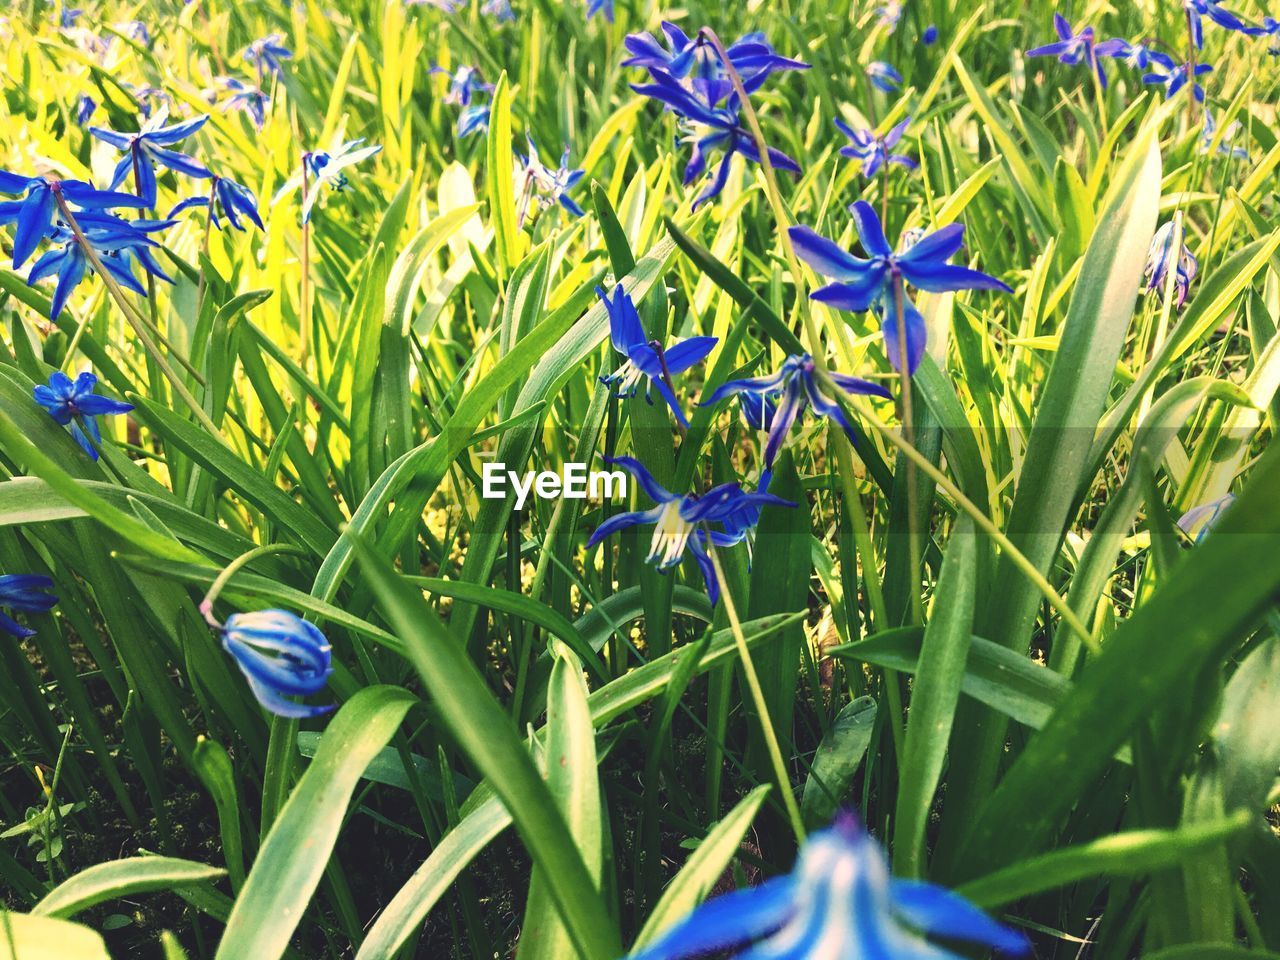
xmin=199 ymin=543 xmax=309 ymax=626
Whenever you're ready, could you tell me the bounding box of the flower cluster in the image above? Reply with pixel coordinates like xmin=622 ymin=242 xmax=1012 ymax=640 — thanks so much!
xmin=624 ymin=22 xmax=808 ymax=207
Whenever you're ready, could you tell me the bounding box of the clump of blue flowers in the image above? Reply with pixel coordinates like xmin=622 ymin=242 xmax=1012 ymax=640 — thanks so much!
xmin=0 ymin=574 xmax=58 ymax=639
xmin=626 ymin=814 xmax=1029 ymax=960
xmin=34 ymin=371 xmax=134 ymax=460
xmin=0 ymin=172 xmax=145 ymax=269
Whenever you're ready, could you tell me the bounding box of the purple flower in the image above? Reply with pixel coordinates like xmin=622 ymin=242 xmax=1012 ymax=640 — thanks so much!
xmin=1184 ymin=0 xmax=1251 ymax=48
xmin=218 ymin=77 xmax=270 ymax=128
xmin=1142 ymin=55 xmax=1212 ymax=101
xmin=430 ymin=64 xmax=491 ymax=106
xmin=1177 ymin=493 xmax=1234 ymax=542
xmin=0 ymin=575 xmax=58 ymax=639
xmin=1026 ymin=14 xmax=1106 ymax=88
xmin=75 ymin=95 xmax=97 ymax=125
xmin=457 ymin=104 xmax=490 ymax=137
xmin=1199 ymin=109 xmax=1249 ymax=160
xmin=623 ymin=22 xmax=808 ymax=95
xmin=33 ymin=370 xmax=134 ymax=459
xmin=243 ymin=33 xmax=292 ymax=77
xmin=518 ymin=136 xmax=585 ymax=218
xmin=1144 ymin=221 xmax=1197 ymax=309
xmin=171 ymin=176 xmax=263 ymax=232
xmin=835 ymin=116 xmax=916 ymax=178
xmin=586 ymin=0 xmax=612 ymax=22
xmin=481 ymin=0 xmax=515 ymax=20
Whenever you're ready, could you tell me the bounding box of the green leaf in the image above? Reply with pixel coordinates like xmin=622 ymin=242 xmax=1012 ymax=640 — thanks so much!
xmin=800 ymin=697 xmax=878 ymax=831
xmin=216 ymin=686 xmax=416 ymax=960
xmin=0 ymin=913 xmax=111 ymax=959
xmin=486 ymin=72 xmax=521 ymax=277
xmin=33 ymin=857 xmax=225 ymax=919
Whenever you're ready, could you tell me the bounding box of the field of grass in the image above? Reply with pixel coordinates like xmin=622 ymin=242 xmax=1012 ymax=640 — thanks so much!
xmin=0 ymin=0 xmax=1278 ymax=957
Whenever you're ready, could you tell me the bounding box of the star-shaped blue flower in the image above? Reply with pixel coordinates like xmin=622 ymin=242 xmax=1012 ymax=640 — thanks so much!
xmin=519 ymin=136 xmax=586 ymax=218
xmin=623 ymin=22 xmax=808 ymax=93
xmin=89 ymin=107 xmax=212 ymax=206
xmin=597 ymin=284 xmax=717 ymax=427
xmin=835 ymin=116 xmax=917 ymax=178
xmin=34 ymin=370 xmax=134 ymax=460
xmin=625 ymin=814 xmax=1029 ymax=960
xmin=1094 ymin=37 xmax=1160 ymax=70
xmin=1027 ymin=14 xmax=1107 ymax=87
xmin=243 ymin=34 xmax=292 ymax=77
xmin=0 ymin=172 xmax=145 ymax=268
xmin=0 ymin=574 xmax=58 ymax=639
xmin=218 ymin=77 xmax=270 ymax=129
xmin=1184 ymin=0 xmax=1251 ymax=48
xmin=790 ymin=201 xmax=1012 ymax=375
xmin=1142 ymin=55 xmax=1212 ymax=101
xmin=431 ymin=64 xmax=491 ymax=107
xmin=586 ymin=0 xmax=613 ymax=22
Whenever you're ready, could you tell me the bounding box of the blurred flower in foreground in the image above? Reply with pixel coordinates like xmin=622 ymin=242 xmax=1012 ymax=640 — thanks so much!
xmin=1142 ymin=56 xmax=1211 ymax=101
xmin=210 ymin=609 xmax=335 ymax=719
xmin=517 ymin=136 xmax=585 ymax=219
xmin=114 ymin=19 xmax=149 ymax=46
xmin=790 ymin=202 xmax=1011 ymax=375
xmin=625 ymin=814 xmax=1030 ymax=960
xmin=482 ymin=0 xmax=515 ymax=20
xmin=587 ymin=0 xmax=613 ymax=22
xmin=866 ymin=61 xmax=902 ymax=92
xmin=1026 ymin=14 xmax=1106 ymax=87
xmin=243 ymin=33 xmax=292 ymax=78
xmin=702 ymin=355 xmax=891 ymax=468
xmin=836 ymin=116 xmax=916 ymax=178
xmin=1095 ymin=37 xmax=1160 ymax=70
xmin=586 ymin=457 xmax=792 ymax=605
xmin=0 ymin=575 xmax=58 ymax=639
xmin=458 ymin=104 xmax=490 ymax=137
xmin=877 ymin=2 xmax=902 ymax=31
xmin=171 ymin=176 xmax=263 ymax=232
xmin=0 ymin=172 xmax=145 ymax=268
xmin=276 ymin=137 xmax=382 ymax=223
xmin=597 ymin=284 xmax=717 ymax=427
xmin=90 ymin=107 xmax=212 ymax=206
xmin=1144 ymin=221 xmax=1197 ymax=308
xmin=1178 ymin=493 xmax=1235 ymax=543
xmin=1199 ymin=109 xmax=1249 ymax=159
xmin=34 ymin=370 xmax=133 ymax=460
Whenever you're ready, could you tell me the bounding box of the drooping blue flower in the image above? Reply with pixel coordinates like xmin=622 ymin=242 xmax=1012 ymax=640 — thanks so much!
xmin=586 ymin=457 xmax=793 ymax=605
xmin=629 ymin=71 xmax=801 ymax=208
xmin=703 ymin=468 xmax=775 ymax=563
xmin=217 ymin=610 xmax=334 ymax=719
xmin=481 ymin=0 xmax=515 ymax=20
xmin=430 ymin=64 xmax=491 ymax=107
xmin=1199 ymin=109 xmax=1249 ymax=160
xmin=790 ymin=201 xmax=1012 ymax=375
xmin=702 ymin=355 xmax=891 ymax=467
xmin=1177 ymin=493 xmax=1235 ymax=542
xmin=835 ymin=115 xmax=917 ymax=178
xmin=518 ymin=136 xmax=586 ymax=218
xmin=623 ymin=22 xmax=809 ymax=93
xmin=625 ymin=814 xmax=1030 ymax=960
xmin=170 ymin=175 xmax=263 ymax=232
xmin=33 ymin=370 xmax=133 ymax=460
xmin=1184 ymin=0 xmax=1251 ymax=48
xmin=1144 ymin=221 xmax=1198 ymax=309
xmin=243 ymin=33 xmax=292 ymax=78
xmin=276 ymin=138 xmax=382 ymax=223
xmin=457 ymin=104 xmax=490 ymax=137
xmin=218 ymin=76 xmax=270 ymax=128
xmin=1026 ymin=14 xmax=1107 ymax=87
xmin=1142 ymin=55 xmax=1212 ymax=101
xmin=586 ymin=0 xmax=613 ymax=22
xmin=23 ymin=213 xmax=174 ymax=319
xmin=922 ymin=24 xmax=938 ymax=45
xmin=866 ymin=61 xmax=903 ymax=92
xmin=1094 ymin=37 xmax=1161 ymax=70
xmin=0 ymin=575 xmax=58 ymax=639
xmin=75 ymin=95 xmax=97 ymax=125
xmin=0 ymin=172 xmax=145 ymax=269
xmin=89 ymin=107 xmax=212 ymax=206
xmin=597 ymin=284 xmax=717 ymax=427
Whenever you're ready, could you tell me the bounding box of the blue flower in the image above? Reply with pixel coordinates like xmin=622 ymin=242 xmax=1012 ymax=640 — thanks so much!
xmin=21 ymin=212 xmax=173 ymax=319
xmin=171 ymin=175 xmax=263 ymax=232
xmin=481 ymin=0 xmax=515 ymax=20
xmin=701 ymin=355 xmax=891 ymax=468
xmin=1144 ymin=221 xmax=1197 ymax=309
xmin=431 ymin=65 xmax=491 ymax=107
xmin=625 ymin=815 xmax=1029 ymax=960
xmin=114 ymin=19 xmax=149 ymax=46
xmin=218 ymin=77 xmax=270 ymax=129
xmin=1026 ymin=14 xmax=1106 ymax=88
xmin=0 ymin=574 xmax=58 ymax=639
xmin=1184 ymin=0 xmax=1251 ymax=48
xmin=1199 ymin=109 xmax=1249 ymax=160
xmin=835 ymin=115 xmax=916 ymax=178
xmin=1142 ymin=55 xmax=1212 ymax=101
xmin=866 ymin=61 xmax=903 ymax=92
xmin=75 ymin=95 xmax=97 ymax=125
xmin=586 ymin=0 xmax=613 ymax=22
xmin=623 ymin=23 xmax=809 ymax=92
xmin=1094 ymin=37 xmax=1160 ymax=70
xmin=276 ymin=138 xmax=382 ymax=223
xmin=704 ymin=469 xmax=775 ymax=562
xmin=789 ymin=201 xmax=1012 ymax=375
xmin=519 ymin=136 xmax=586 ymax=218
xmin=597 ymin=284 xmax=717 ymax=427
xmin=243 ymin=33 xmax=292 ymax=77
xmin=33 ymin=370 xmax=134 ymax=460
xmin=1177 ymin=493 xmax=1234 ymax=543
xmin=217 ymin=610 xmax=335 ymax=719
xmin=922 ymin=24 xmax=938 ymax=45
xmin=457 ymin=104 xmax=490 ymax=137
xmin=0 ymin=172 xmax=145 ymax=269
xmin=586 ymin=457 xmax=793 ymax=605
xmin=629 ymin=71 xmax=801 ymax=208
xmin=89 ymin=107 xmax=212 ymax=206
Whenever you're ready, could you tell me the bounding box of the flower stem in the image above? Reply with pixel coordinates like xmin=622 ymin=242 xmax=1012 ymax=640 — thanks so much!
xmin=199 ymin=543 xmax=309 ymax=627
xmin=299 ymin=163 xmax=312 ymax=367
xmin=892 ymin=273 xmax=924 ymax=627
xmin=704 ymin=538 xmax=806 ymax=843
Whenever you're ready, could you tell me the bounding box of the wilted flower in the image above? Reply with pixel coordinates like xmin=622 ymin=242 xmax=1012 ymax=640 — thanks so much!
xmin=0 ymin=575 xmax=58 ymax=638
xmin=1144 ymin=221 xmax=1198 ymax=308
xmin=243 ymin=33 xmax=292 ymax=78
xmin=586 ymin=457 xmax=793 ymax=604
xmin=597 ymin=284 xmax=717 ymax=426
xmin=276 ymin=137 xmax=382 ymax=223
xmin=517 ymin=136 xmax=585 ymax=219
xmin=1026 ymin=14 xmax=1106 ymax=87
xmin=0 ymin=172 xmax=145 ymax=268
xmin=1142 ymin=55 xmax=1212 ymax=101
xmin=702 ymin=354 xmax=891 ymax=467
xmin=90 ymin=107 xmax=212 ymax=206
xmin=1177 ymin=493 xmax=1234 ymax=542
xmin=1199 ymin=109 xmax=1249 ymax=159
xmin=171 ymin=176 xmax=263 ymax=232
xmin=33 ymin=370 xmax=134 ymax=459
xmin=835 ymin=116 xmax=916 ymax=178
xmin=866 ymin=61 xmax=903 ymax=92
xmin=790 ymin=201 xmax=1012 ymax=375
xmin=213 ymin=609 xmax=335 ymax=719
xmin=625 ymin=815 xmax=1029 ymax=960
